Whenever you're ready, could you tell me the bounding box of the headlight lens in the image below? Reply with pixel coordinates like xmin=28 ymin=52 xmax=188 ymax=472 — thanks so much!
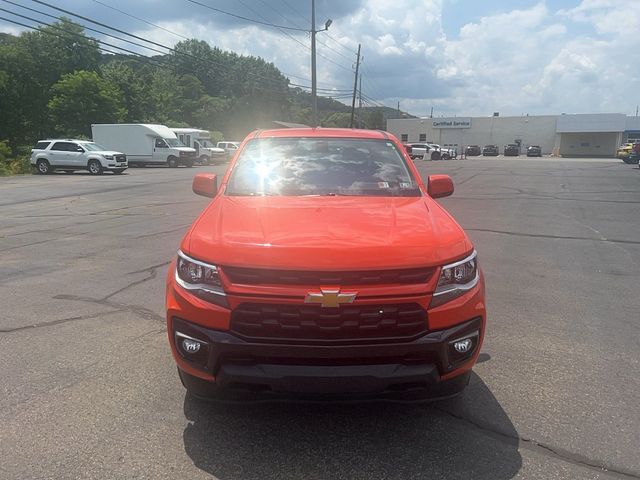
xmin=103 ymin=154 xmax=114 ymax=160
xmin=175 ymin=251 xmax=227 ymax=307
xmin=430 ymin=251 xmax=479 ymax=308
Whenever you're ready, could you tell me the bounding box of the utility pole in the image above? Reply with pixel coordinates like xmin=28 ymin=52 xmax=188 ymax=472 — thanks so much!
xmin=358 ymin=74 xmax=362 ymax=128
xmin=349 ymin=43 xmax=361 ymax=128
xmin=430 ymin=106 xmax=433 ymax=118
xmin=310 ymin=0 xmax=332 ymax=128
xmin=311 ymin=0 xmax=317 ymax=127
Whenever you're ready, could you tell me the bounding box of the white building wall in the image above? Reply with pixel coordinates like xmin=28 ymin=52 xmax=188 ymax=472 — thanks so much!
xmin=387 ymin=115 xmax=558 ymax=154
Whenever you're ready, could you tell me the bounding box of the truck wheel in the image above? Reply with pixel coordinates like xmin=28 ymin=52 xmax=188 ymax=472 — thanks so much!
xmin=36 ymin=159 xmax=51 ymax=174
xmin=431 ymin=151 xmax=441 ymax=160
xmin=88 ymin=160 xmax=103 ymax=175
xmin=168 ymin=156 xmax=179 ymax=168
xmin=183 ymin=159 xmax=194 ymax=168
xmin=199 ymin=155 xmax=209 ymax=165
xmin=442 ymin=153 xmax=450 ymax=160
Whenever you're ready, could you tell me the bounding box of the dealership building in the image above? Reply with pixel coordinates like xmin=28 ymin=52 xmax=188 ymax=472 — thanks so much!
xmin=387 ymin=113 xmax=640 ymax=156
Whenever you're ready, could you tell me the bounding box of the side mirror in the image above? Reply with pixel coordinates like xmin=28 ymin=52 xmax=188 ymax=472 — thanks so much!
xmin=76 ymin=147 xmax=84 ymax=152
xmin=192 ymin=173 xmax=218 ymax=198
xmin=427 ymin=174 xmax=454 ymax=199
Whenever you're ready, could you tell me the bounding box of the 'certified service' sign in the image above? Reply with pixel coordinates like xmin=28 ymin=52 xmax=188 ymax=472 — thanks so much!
xmin=432 ymin=118 xmax=471 ymax=129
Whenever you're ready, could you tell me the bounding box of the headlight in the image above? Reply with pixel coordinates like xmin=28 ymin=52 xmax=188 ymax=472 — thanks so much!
xmin=175 ymin=251 xmax=228 ymax=307
xmin=103 ymin=155 xmax=114 ymax=160
xmin=430 ymin=251 xmax=479 ymax=308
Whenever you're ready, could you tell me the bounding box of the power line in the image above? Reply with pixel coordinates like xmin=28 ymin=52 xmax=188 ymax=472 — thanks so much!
xmin=90 ymin=0 xmax=190 ymax=40
xmin=186 ymin=0 xmax=354 ymax=74
xmin=25 ymin=0 xmax=293 ymax=90
xmin=255 ymin=0 xmax=356 ymax=63
xmin=183 ymin=0 xmax=308 ymax=32
xmin=0 ymin=13 xmax=352 ymax=102
xmin=0 ymin=2 xmax=169 ymax=56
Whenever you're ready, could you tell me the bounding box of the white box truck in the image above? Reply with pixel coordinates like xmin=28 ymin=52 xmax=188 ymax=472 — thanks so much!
xmin=91 ymin=124 xmax=197 ymax=167
xmin=171 ymin=128 xmax=226 ymax=165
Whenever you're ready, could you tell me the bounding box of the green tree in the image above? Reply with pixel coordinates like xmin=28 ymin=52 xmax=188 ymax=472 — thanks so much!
xmin=321 ymin=112 xmax=352 ymax=128
xmin=48 ymin=70 xmax=125 ymax=137
xmin=0 ymin=19 xmax=101 ymax=147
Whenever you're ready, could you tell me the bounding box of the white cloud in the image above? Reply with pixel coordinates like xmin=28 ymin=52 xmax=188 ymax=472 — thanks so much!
xmin=3 ymin=0 xmax=639 ymax=116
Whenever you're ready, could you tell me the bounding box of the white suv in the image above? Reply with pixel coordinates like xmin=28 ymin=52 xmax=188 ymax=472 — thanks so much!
xmin=30 ymin=139 xmax=128 ymax=175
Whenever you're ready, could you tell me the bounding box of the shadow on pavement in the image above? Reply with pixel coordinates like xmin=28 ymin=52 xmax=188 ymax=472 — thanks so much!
xmin=182 ymin=372 xmax=521 ymax=479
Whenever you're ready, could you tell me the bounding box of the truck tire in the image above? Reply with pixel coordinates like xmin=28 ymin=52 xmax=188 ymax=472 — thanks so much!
xmin=199 ymin=155 xmax=209 ymax=165
xmin=183 ymin=158 xmax=194 ymax=168
xmin=88 ymin=160 xmax=103 ymax=175
xmin=431 ymin=151 xmax=441 ymax=160
xmin=168 ymin=156 xmax=179 ymax=168
xmin=36 ymin=159 xmax=51 ymax=174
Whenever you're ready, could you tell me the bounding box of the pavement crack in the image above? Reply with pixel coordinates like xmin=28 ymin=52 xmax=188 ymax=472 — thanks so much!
xmin=134 ymin=225 xmax=191 ymax=239
xmin=466 ymin=228 xmax=640 ymax=246
xmin=0 ymin=309 xmax=123 ymax=334
xmin=433 ymin=405 xmax=640 ymax=479
xmin=54 ymin=294 xmax=164 ymax=322
xmin=102 ymin=261 xmax=170 ymax=300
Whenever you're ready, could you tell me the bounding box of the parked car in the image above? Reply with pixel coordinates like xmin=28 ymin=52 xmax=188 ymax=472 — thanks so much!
xmin=407 ymin=143 xmax=439 ymax=160
xmin=403 ymin=144 xmax=413 ymax=157
xmin=482 ymin=145 xmax=499 ymax=156
xmin=616 ymin=143 xmax=633 ymax=160
xmin=526 ymin=145 xmax=542 ymax=157
xmin=503 ymin=144 xmax=520 ymax=156
xmin=30 ymin=139 xmax=127 ymax=175
xmin=216 ymin=141 xmax=240 ymax=157
xmin=626 ymin=142 xmax=640 ymax=164
xmin=428 ymin=143 xmax=457 ymax=160
xmin=172 ymin=128 xmax=226 ymax=165
xmin=465 ymin=145 xmax=481 ymax=156
xmin=92 ymin=124 xmax=196 ymax=167
xmin=166 ymin=128 xmax=486 ymax=401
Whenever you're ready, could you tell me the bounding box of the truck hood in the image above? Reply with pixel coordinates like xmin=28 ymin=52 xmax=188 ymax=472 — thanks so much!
xmin=176 ymin=147 xmax=196 ymax=153
xmin=186 ymin=196 xmax=472 ymax=270
xmin=204 ymin=147 xmax=226 ymax=154
xmin=95 ymin=150 xmax=125 ymax=156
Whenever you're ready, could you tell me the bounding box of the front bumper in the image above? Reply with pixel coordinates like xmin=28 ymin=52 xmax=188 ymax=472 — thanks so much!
xmin=170 ymin=315 xmax=482 ymax=398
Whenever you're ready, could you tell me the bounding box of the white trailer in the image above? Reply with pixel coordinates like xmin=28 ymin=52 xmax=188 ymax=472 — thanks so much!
xmin=91 ymin=124 xmax=196 ymax=167
xmin=171 ymin=128 xmax=226 ymax=164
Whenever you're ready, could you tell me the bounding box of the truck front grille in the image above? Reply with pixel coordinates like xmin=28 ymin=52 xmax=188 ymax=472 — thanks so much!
xmin=230 ymin=303 xmax=427 ymax=344
xmin=223 ymin=267 xmax=434 ymax=286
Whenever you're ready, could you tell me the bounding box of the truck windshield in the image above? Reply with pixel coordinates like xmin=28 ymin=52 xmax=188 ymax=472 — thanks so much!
xmin=227 ymin=137 xmax=420 ymax=197
xmin=166 ymin=138 xmax=186 ymax=147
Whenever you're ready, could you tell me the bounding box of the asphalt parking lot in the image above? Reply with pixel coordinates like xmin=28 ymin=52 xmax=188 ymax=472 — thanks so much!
xmin=1 ymin=157 xmax=639 ymax=480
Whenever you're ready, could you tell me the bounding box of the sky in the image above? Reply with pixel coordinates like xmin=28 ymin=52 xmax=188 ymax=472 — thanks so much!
xmin=1 ymin=0 xmax=639 ymax=117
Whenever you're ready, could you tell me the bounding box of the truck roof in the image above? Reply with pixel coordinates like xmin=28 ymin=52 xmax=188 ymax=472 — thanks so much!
xmin=252 ymin=128 xmax=392 ymax=140
xmin=92 ymin=124 xmax=177 ymax=139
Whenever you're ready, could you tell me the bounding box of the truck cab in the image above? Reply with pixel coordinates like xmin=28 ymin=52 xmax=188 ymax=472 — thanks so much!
xmin=172 ymin=128 xmax=226 ymax=165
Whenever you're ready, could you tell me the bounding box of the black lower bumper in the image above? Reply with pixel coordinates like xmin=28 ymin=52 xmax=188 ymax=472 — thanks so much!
xmin=172 ymin=316 xmax=481 ymax=399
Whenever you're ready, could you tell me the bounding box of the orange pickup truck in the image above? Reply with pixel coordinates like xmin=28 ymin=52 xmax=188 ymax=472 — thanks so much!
xmin=166 ymin=128 xmax=486 ymax=401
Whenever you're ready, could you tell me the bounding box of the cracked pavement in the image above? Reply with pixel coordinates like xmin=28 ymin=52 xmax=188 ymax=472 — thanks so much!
xmin=0 ymin=159 xmax=639 ymax=479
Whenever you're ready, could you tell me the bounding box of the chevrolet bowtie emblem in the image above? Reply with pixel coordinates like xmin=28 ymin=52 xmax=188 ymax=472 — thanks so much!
xmin=304 ymin=288 xmax=357 ymax=308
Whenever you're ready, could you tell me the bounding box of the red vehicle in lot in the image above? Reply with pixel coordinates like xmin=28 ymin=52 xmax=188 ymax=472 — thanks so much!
xmin=166 ymin=128 xmax=486 ymax=401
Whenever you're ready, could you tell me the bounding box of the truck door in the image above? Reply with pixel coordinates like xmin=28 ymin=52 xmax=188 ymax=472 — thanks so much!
xmin=153 ymin=137 xmax=168 ymax=162
xmin=66 ymin=142 xmax=85 ymax=167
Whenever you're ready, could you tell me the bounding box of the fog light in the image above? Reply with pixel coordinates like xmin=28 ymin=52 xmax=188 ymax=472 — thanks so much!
xmin=182 ymin=338 xmax=201 ymax=353
xmin=453 ymin=338 xmax=473 ymax=353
